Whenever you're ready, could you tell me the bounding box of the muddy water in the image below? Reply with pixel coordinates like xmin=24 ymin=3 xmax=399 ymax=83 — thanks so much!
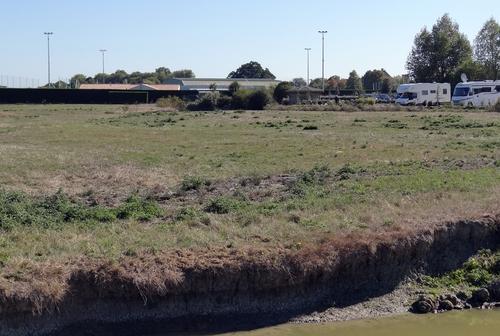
xmin=220 ymin=310 xmax=500 ymax=336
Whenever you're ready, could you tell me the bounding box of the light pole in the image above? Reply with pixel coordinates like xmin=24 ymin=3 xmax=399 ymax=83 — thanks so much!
xmin=44 ymin=32 xmax=53 ymax=87
xmin=99 ymin=49 xmax=107 ymax=83
xmin=318 ymin=30 xmax=328 ymax=92
xmin=304 ymin=48 xmax=311 ymax=86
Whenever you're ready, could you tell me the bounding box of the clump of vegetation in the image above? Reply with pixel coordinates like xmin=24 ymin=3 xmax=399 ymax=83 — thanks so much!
xmin=420 ymin=114 xmax=497 ymax=130
xmin=100 ymin=111 xmax=179 ymax=127
xmin=356 ymin=97 xmax=376 ymax=105
xmin=303 ymin=125 xmax=319 ymax=130
xmin=156 ymin=96 xmax=186 ymax=111
xmin=0 ymin=189 xmax=163 ymax=231
xmin=204 ymin=197 xmax=243 ymax=214
xmin=491 ymin=100 xmax=500 ymax=113
xmin=187 ymin=94 xmax=217 ymax=111
xmin=420 ymin=250 xmax=500 ymax=290
xmin=384 ymin=119 xmax=408 ymax=129
xmin=180 ymin=176 xmax=211 ymax=192
xmin=115 ymin=194 xmax=163 ymax=221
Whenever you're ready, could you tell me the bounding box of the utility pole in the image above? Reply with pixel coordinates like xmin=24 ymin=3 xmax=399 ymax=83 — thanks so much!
xmin=318 ymin=30 xmax=328 ymax=92
xmin=99 ymin=49 xmax=107 ymax=83
xmin=44 ymin=32 xmax=53 ymax=87
xmin=304 ymin=48 xmax=311 ymax=86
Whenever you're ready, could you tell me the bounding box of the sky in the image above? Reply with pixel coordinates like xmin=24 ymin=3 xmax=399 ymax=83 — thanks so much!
xmin=0 ymin=0 xmax=498 ymax=85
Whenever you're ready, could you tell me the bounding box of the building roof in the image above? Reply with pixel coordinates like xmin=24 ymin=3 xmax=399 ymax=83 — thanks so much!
xmin=287 ymin=86 xmax=324 ymax=93
xmin=79 ymin=83 xmax=180 ymax=91
xmin=165 ymin=78 xmax=280 ymax=91
xmin=79 ymin=84 xmax=136 ymax=90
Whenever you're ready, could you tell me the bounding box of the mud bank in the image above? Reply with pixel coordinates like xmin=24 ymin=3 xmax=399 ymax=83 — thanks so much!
xmin=1 ymin=215 xmax=499 ymax=336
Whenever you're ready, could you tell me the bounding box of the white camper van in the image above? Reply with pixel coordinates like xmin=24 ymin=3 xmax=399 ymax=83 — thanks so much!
xmin=396 ymin=83 xmax=451 ymax=106
xmin=452 ymin=80 xmax=500 ymax=107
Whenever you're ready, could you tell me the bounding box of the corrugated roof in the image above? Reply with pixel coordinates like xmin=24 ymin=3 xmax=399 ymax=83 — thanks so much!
xmin=79 ymin=84 xmax=136 ymax=90
xmin=79 ymin=83 xmax=180 ymax=91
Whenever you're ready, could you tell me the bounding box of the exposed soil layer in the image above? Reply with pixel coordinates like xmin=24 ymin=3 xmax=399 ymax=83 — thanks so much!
xmin=0 ymin=214 xmax=499 ymax=336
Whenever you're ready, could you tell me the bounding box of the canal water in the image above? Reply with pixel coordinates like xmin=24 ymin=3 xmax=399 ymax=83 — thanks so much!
xmin=220 ymin=310 xmax=500 ymax=336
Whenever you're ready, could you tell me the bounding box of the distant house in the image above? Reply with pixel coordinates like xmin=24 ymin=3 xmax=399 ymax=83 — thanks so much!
xmin=79 ymin=83 xmax=180 ymax=91
xmin=287 ymin=87 xmax=323 ymax=104
xmin=164 ymin=78 xmax=281 ymax=91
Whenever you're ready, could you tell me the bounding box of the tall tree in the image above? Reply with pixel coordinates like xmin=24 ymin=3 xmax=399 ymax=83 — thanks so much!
xmin=292 ymin=78 xmax=307 ymax=87
xmin=407 ymin=14 xmax=472 ymax=84
xmin=172 ymin=69 xmax=195 ymax=78
xmin=474 ymin=18 xmax=500 ymax=80
xmin=228 ymin=61 xmax=276 ymax=79
xmin=327 ymin=75 xmax=347 ymax=92
xmin=362 ymin=69 xmax=392 ymax=92
xmin=70 ymin=74 xmax=87 ymax=88
xmin=273 ymin=81 xmax=293 ymax=103
xmin=155 ymin=67 xmax=172 ymax=82
xmin=345 ymin=70 xmax=363 ymax=94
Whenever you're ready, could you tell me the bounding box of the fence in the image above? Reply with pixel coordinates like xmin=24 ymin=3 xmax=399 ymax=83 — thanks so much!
xmin=0 ymin=75 xmax=41 ymax=88
xmin=0 ymin=88 xmax=199 ymax=104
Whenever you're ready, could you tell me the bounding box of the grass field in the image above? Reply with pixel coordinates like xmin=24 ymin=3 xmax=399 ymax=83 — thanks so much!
xmin=0 ymin=104 xmax=499 ymax=270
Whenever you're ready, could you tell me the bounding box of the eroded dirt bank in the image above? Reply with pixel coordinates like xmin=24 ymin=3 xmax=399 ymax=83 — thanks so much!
xmin=1 ymin=215 xmax=499 ymax=336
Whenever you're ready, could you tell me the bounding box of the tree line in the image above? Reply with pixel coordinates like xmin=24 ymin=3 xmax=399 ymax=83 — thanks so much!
xmin=289 ymin=15 xmax=499 ymax=95
xmin=67 ymin=67 xmax=195 ymax=87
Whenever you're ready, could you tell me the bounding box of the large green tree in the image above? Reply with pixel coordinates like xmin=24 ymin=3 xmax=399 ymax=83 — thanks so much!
xmin=172 ymin=69 xmax=195 ymax=78
xmin=362 ymin=69 xmax=393 ymax=93
xmin=273 ymin=81 xmax=293 ymax=103
xmin=70 ymin=74 xmax=87 ymax=88
xmin=407 ymin=14 xmax=472 ymax=83
xmin=474 ymin=18 xmax=500 ymax=80
xmin=228 ymin=61 xmax=276 ymax=79
xmin=345 ymin=70 xmax=363 ymax=94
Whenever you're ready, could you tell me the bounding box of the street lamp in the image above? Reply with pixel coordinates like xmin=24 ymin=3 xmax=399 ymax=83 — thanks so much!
xmin=318 ymin=30 xmax=328 ymax=92
xmin=44 ymin=32 xmax=53 ymax=87
xmin=99 ymin=49 xmax=107 ymax=83
xmin=304 ymin=48 xmax=311 ymax=86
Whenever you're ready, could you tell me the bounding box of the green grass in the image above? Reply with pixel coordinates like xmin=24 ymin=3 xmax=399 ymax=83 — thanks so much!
xmin=0 ymin=104 xmax=498 ymax=268
xmin=420 ymin=250 xmax=500 ymax=293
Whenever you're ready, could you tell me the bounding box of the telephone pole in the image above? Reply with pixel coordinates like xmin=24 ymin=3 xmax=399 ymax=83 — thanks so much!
xmin=318 ymin=30 xmax=328 ymax=91
xmin=305 ymin=48 xmax=311 ymax=86
xmin=44 ymin=32 xmax=53 ymax=87
xmin=99 ymin=49 xmax=107 ymax=82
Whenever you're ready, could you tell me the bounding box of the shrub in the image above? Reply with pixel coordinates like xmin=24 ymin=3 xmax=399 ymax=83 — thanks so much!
xmin=175 ymin=207 xmax=201 ymax=221
xmin=115 ymin=195 xmax=163 ymax=221
xmin=204 ymin=197 xmax=241 ymax=214
xmin=247 ymin=90 xmax=270 ymax=110
xmin=231 ymin=90 xmax=251 ymax=109
xmin=491 ymin=100 xmax=500 ymax=113
xmin=356 ymin=97 xmax=376 ymax=105
xmin=180 ymin=176 xmax=210 ymax=191
xmin=216 ymin=95 xmax=233 ymax=110
xmin=303 ymin=125 xmax=318 ymax=130
xmin=273 ymin=82 xmax=293 ymax=103
xmin=156 ymin=96 xmax=186 ymax=111
xmin=187 ymin=94 xmax=217 ymax=111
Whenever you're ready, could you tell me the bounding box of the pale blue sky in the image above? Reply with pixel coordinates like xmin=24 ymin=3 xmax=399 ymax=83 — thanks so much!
xmin=0 ymin=0 xmax=498 ymax=84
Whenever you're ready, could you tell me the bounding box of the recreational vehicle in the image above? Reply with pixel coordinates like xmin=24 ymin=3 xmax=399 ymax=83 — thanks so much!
xmin=452 ymin=80 xmax=500 ymax=107
xmin=395 ymin=83 xmax=451 ymax=106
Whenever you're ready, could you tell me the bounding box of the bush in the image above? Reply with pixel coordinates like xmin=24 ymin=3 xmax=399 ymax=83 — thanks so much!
xmin=356 ymin=97 xmax=376 ymax=105
xmin=247 ymin=90 xmax=270 ymax=110
xmin=273 ymin=82 xmax=293 ymax=103
xmin=231 ymin=90 xmax=251 ymax=109
xmin=187 ymin=94 xmax=217 ymax=111
xmin=491 ymin=100 xmax=500 ymax=112
xmin=156 ymin=96 xmax=186 ymax=111
xmin=204 ymin=197 xmax=241 ymax=214
xmin=0 ymin=189 xmax=164 ymax=231
xmin=216 ymin=95 xmax=233 ymax=109
xmin=115 ymin=194 xmax=163 ymax=221
xmin=180 ymin=176 xmax=210 ymax=191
